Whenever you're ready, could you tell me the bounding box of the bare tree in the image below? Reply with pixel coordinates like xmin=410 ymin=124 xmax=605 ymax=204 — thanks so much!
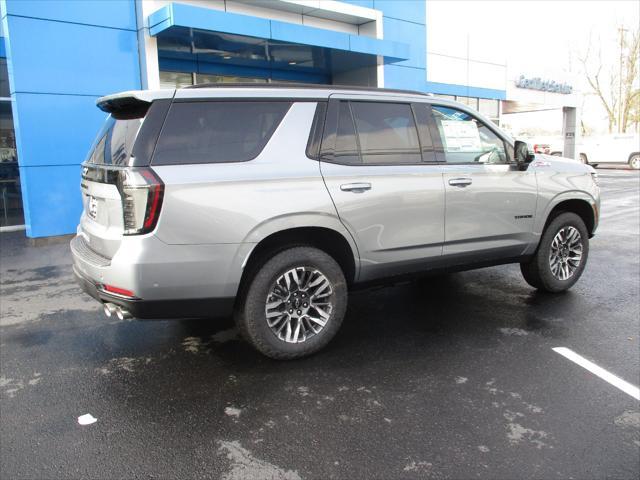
xmin=579 ymin=27 xmax=640 ymax=133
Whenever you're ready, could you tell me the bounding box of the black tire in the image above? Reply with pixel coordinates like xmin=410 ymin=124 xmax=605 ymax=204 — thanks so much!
xmin=579 ymin=153 xmax=588 ymax=164
xmin=520 ymin=212 xmax=589 ymax=293
xmin=235 ymin=246 xmax=347 ymax=359
xmin=629 ymin=154 xmax=640 ymax=170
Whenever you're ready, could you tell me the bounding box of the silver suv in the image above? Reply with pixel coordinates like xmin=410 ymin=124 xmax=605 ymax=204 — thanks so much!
xmin=71 ymin=85 xmax=600 ymax=359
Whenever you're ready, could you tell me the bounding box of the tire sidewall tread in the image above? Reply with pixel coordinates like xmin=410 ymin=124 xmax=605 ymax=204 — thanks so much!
xmin=235 ymin=246 xmax=347 ymax=359
xmin=521 ymin=212 xmax=589 ymax=292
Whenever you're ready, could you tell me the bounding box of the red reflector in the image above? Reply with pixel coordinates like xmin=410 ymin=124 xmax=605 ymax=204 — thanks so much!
xmin=103 ymin=284 xmax=135 ymax=297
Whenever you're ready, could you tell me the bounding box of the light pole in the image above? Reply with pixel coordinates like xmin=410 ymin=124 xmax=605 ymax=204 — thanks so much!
xmin=618 ymin=26 xmax=628 ymax=133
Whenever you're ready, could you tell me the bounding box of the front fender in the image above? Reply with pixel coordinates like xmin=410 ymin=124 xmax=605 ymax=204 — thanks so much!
xmin=534 ymin=190 xmax=599 ymax=236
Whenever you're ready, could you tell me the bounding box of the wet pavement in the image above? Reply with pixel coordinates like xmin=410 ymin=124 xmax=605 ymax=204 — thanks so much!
xmin=1 ymin=168 xmax=638 ymax=479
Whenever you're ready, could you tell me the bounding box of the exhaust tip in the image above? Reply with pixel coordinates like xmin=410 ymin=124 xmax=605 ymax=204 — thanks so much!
xmin=115 ymin=307 xmax=132 ymax=321
xmin=103 ymin=303 xmax=117 ymax=317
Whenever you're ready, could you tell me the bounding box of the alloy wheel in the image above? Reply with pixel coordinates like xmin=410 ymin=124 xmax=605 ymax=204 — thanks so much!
xmin=265 ymin=267 xmax=334 ymax=343
xmin=549 ymin=226 xmax=583 ymax=280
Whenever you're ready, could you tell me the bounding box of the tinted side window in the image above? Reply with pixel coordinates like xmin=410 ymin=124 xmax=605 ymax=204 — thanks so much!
xmin=334 ymin=101 xmax=360 ymax=164
xmin=431 ymin=105 xmax=508 ymax=164
xmin=305 ymin=102 xmax=327 ymax=160
xmin=412 ymin=103 xmax=437 ymax=162
xmin=153 ymin=101 xmax=291 ymax=165
xmin=351 ymin=102 xmax=421 ymax=164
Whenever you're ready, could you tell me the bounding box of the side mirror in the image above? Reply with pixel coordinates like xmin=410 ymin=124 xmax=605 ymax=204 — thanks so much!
xmin=514 ymin=140 xmax=535 ymax=164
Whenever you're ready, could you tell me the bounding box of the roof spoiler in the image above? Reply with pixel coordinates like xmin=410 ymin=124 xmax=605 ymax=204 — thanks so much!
xmin=96 ymin=90 xmax=174 ymax=119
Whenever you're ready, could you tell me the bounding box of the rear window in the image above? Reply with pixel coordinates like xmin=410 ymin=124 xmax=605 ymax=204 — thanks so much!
xmin=86 ymin=116 xmax=142 ymax=166
xmin=152 ymin=101 xmax=292 ymax=165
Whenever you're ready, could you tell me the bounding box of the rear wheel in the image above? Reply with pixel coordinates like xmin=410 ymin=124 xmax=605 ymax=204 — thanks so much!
xmin=235 ymin=246 xmax=347 ymax=359
xmin=520 ymin=212 xmax=589 ymax=292
xmin=579 ymin=153 xmax=588 ymax=164
xmin=629 ymin=154 xmax=640 ymax=170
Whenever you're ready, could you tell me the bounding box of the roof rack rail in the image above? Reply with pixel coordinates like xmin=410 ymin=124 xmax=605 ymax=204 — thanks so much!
xmin=183 ymin=82 xmax=433 ymax=97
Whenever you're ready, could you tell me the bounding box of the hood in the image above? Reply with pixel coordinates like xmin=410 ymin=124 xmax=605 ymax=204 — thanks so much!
xmin=530 ymin=153 xmax=595 ymax=173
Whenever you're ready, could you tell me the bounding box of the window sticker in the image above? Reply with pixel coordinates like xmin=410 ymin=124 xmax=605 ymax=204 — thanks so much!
xmin=441 ymin=120 xmax=482 ymax=152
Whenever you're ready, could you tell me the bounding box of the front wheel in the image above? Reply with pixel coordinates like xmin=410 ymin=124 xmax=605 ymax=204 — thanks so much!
xmin=520 ymin=212 xmax=589 ymax=292
xmin=235 ymin=246 xmax=347 ymax=359
xmin=629 ymin=154 xmax=640 ymax=170
xmin=579 ymin=153 xmax=588 ymax=164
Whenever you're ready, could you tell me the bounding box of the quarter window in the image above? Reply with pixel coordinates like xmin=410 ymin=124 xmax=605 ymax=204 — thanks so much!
xmin=153 ymin=101 xmax=291 ymax=165
xmin=431 ymin=105 xmax=508 ymax=164
xmin=334 ymin=101 xmax=360 ymax=165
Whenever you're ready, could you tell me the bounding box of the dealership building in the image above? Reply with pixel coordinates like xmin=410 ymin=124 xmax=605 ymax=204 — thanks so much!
xmin=0 ymin=0 xmax=579 ymax=237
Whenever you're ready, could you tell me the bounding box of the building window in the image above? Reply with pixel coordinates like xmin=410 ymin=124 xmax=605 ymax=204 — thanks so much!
xmin=0 ymin=59 xmax=9 ymax=98
xmin=456 ymin=96 xmax=479 ymax=110
xmin=434 ymin=94 xmax=456 ymax=101
xmin=159 ymin=70 xmax=270 ymax=89
xmin=159 ymin=71 xmax=193 ymax=89
xmin=195 ymin=73 xmax=268 ymax=84
xmin=479 ymin=98 xmax=500 ymax=123
xmin=0 ymin=58 xmax=23 ymax=228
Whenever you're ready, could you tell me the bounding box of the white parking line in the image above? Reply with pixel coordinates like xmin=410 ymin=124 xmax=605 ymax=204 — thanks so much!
xmin=552 ymin=347 xmax=640 ymax=400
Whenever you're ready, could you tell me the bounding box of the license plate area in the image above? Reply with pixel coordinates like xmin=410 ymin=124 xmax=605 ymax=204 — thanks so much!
xmin=88 ymin=195 xmax=98 ymax=220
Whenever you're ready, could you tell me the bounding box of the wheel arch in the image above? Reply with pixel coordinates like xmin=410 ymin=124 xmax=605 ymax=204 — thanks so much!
xmin=236 ymin=226 xmax=359 ymax=306
xmin=543 ymin=197 xmax=597 ymax=237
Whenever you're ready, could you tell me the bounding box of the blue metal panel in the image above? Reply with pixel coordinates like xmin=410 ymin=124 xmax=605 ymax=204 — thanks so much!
xmin=385 ymin=65 xmax=507 ymax=100
xmin=425 ymin=81 xmax=507 ymax=100
xmin=384 ymin=64 xmax=426 ymax=91
xmin=349 ymin=34 xmax=409 ymax=60
xmin=374 ymin=0 xmax=425 ymax=24
xmin=2 ymin=1 xmax=142 ymax=237
xmin=0 ymin=36 xmax=5 ymax=58
xmin=12 ymin=93 xmax=107 ymax=167
xmin=149 ymin=4 xmax=271 ymax=39
xmin=2 ymin=0 xmax=137 ymax=31
xmin=18 ymin=164 xmax=83 ymax=237
xmin=271 ymin=21 xmax=349 ymax=51
xmin=149 ymin=3 xmax=409 ymax=62
xmin=158 ymin=57 xmax=198 ymax=75
xmin=339 ymin=0 xmax=374 ymax=8
xmin=5 ymin=16 xmax=140 ymax=95
xmin=382 ymin=17 xmax=424 ymax=68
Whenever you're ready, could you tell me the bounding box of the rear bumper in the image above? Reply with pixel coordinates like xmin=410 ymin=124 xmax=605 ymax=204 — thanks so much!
xmin=73 ymin=264 xmax=234 ymax=319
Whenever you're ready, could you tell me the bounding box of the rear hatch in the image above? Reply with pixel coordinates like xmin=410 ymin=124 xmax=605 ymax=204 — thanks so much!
xmin=79 ymin=92 xmax=172 ymax=259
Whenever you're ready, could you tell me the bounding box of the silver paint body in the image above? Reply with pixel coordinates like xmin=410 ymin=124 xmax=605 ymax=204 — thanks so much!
xmin=72 ymin=87 xmax=600 ymax=304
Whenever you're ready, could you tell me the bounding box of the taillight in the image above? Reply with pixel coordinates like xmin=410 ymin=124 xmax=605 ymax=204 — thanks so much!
xmin=117 ymin=167 xmax=164 ymax=235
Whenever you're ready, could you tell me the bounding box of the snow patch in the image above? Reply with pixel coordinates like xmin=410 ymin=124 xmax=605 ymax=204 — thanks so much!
xmin=499 ymin=328 xmax=529 ymax=336
xmin=225 ymin=406 xmax=242 ymax=419
xmin=218 ymin=440 xmax=301 ymax=480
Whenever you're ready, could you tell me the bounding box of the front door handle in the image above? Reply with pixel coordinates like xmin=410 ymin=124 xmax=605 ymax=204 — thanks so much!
xmin=340 ymin=182 xmax=371 ymax=193
xmin=448 ymin=178 xmax=472 ymax=187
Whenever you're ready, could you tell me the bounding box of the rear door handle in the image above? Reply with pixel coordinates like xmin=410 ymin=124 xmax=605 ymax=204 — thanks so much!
xmin=448 ymin=178 xmax=472 ymax=187
xmin=340 ymin=182 xmax=371 ymax=193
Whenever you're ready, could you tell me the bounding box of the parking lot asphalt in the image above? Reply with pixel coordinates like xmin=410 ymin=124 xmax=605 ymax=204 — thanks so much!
xmin=1 ymin=168 xmax=638 ymax=480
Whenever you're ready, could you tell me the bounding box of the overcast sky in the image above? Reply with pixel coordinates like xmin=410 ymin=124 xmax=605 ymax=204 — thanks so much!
xmin=427 ymin=0 xmax=640 ymax=135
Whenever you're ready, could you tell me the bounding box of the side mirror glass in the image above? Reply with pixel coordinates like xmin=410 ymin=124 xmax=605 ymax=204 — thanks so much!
xmin=514 ymin=140 xmax=535 ymax=164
